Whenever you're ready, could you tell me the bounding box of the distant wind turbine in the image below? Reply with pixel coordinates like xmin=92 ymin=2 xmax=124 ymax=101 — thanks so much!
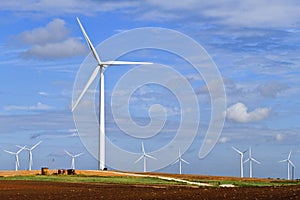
xmin=65 ymin=150 xmax=83 ymax=169
xmin=135 ymin=142 xmax=157 ymax=172
xmin=4 ymin=146 xmax=26 ymax=171
xmin=232 ymin=146 xmax=247 ymax=178
xmin=172 ymin=148 xmax=190 ymax=174
xmin=72 ymin=17 xmax=152 ymax=170
xmin=243 ymin=147 xmax=260 ymax=178
xmin=279 ymin=150 xmax=295 ymax=180
xmin=17 ymin=141 xmax=42 ymax=171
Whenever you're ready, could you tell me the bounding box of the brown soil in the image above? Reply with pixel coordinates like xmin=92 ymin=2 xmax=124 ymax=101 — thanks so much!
xmin=0 ymin=180 xmax=299 ymax=200
xmin=0 ymin=170 xmax=299 ymax=199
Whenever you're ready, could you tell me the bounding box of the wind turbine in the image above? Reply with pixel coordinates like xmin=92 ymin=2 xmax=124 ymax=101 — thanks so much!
xmin=172 ymin=148 xmax=190 ymax=174
xmin=279 ymin=150 xmax=295 ymax=180
xmin=4 ymin=146 xmax=26 ymax=171
xmin=17 ymin=141 xmax=42 ymax=171
xmin=72 ymin=17 xmax=152 ymax=170
xmin=65 ymin=150 xmax=83 ymax=169
xmin=135 ymin=142 xmax=157 ymax=172
xmin=243 ymin=147 xmax=260 ymax=178
xmin=232 ymin=146 xmax=247 ymax=178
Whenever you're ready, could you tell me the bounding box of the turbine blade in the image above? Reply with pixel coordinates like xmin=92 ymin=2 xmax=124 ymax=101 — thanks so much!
xmin=101 ymin=61 xmax=152 ymax=66
xmin=251 ymin=157 xmax=261 ymax=164
xmin=31 ymin=141 xmax=42 ymax=150
xmin=72 ymin=66 xmax=100 ymax=111
xmin=145 ymin=154 xmax=157 ymax=160
xmin=134 ymin=155 xmax=144 ymax=164
xmin=181 ymin=158 xmax=190 ymax=164
xmin=288 ymin=150 xmax=292 ymax=160
xmin=4 ymin=150 xmax=15 ymax=155
xmin=74 ymin=153 xmax=83 ymax=157
xmin=232 ymin=146 xmax=242 ymax=154
xmin=76 ymin=17 xmax=102 ymax=65
xmin=16 ymin=145 xmax=29 ymax=150
xmin=64 ymin=150 xmax=73 ymax=157
xmin=243 ymin=158 xmax=249 ymax=163
xmin=289 ymin=160 xmax=296 ymax=168
xmin=279 ymin=159 xmax=288 ymax=163
xmin=141 ymin=142 xmax=145 ymax=154
xmin=17 ymin=146 xmax=26 ymax=154
xmin=171 ymin=159 xmax=179 ymax=165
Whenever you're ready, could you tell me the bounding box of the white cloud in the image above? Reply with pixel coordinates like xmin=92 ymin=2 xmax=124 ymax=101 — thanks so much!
xmin=24 ymin=38 xmax=87 ymax=59
xmin=2 ymin=1 xmax=300 ymax=28
xmin=16 ymin=18 xmax=68 ymax=45
xmin=226 ymin=102 xmax=271 ymax=123
xmin=144 ymin=0 xmax=300 ymax=28
xmin=257 ymin=81 xmax=289 ymax=98
xmin=218 ymin=136 xmax=231 ymax=144
xmin=0 ymin=0 xmax=136 ymax=16
xmin=13 ymin=18 xmax=87 ymax=59
xmin=4 ymin=102 xmax=54 ymax=111
xmin=275 ymin=133 xmax=285 ymax=142
xmin=38 ymin=91 xmax=49 ymax=96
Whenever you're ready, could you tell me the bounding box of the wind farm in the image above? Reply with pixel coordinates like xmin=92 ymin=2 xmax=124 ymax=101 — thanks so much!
xmin=1 ymin=1 xmax=300 ymax=199
xmin=0 ymin=16 xmax=299 ymax=181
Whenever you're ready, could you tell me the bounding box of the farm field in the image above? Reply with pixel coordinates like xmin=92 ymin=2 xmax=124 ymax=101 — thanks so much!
xmin=0 ymin=170 xmax=300 ymax=199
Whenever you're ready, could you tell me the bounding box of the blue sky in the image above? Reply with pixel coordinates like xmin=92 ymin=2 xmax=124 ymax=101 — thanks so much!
xmin=0 ymin=0 xmax=300 ymax=179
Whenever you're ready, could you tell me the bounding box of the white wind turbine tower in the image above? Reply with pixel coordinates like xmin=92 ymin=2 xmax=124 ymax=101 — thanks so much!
xmin=172 ymin=148 xmax=190 ymax=174
xmin=65 ymin=150 xmax=83 ymax=169
xmin=135 ymin=142 xmax=157 ymax=172
xmin=4 ymin=146 xmax=26 ymax=171
xmin=232 ymin=146 xmax=247 ymax=178
xmin=279 ymin=150 xmax=295 ymax=180
xmin=72 ymin=17 xmax=152 ymax=170
xmin=17 ymin=141 xmax=42 ymax=171
xmin=243 ymin=147 xmax=260 ymax=178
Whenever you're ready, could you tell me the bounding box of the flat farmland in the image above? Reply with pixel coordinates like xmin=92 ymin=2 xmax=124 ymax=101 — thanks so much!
xmin=0 ymin=170 xmax=299 ymax=200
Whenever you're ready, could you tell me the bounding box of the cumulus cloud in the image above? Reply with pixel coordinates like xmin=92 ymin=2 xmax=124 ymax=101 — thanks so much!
xmin=257 ymin=81 xmax=289 ymax=98
xmin=23 ymin=38 xmax=87 ymax=59
xmin=4 ymin=102 xmax=54 ymax=111
xmin=13 ymin=18 xmax=87 ymax=59
xmin=226 ymin=102 xmax=271 ymax=123
xmin=16 ymin=18 xmax=69 ymax=45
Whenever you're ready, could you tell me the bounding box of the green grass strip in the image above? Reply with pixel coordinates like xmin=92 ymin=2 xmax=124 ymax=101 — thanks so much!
xmin=0 ymin=175 xmax=182 ymax=185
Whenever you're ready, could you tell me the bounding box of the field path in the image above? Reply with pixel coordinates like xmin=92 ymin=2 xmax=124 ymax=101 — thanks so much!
xmin=108 ymin=171 xmax=212 ymax=187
